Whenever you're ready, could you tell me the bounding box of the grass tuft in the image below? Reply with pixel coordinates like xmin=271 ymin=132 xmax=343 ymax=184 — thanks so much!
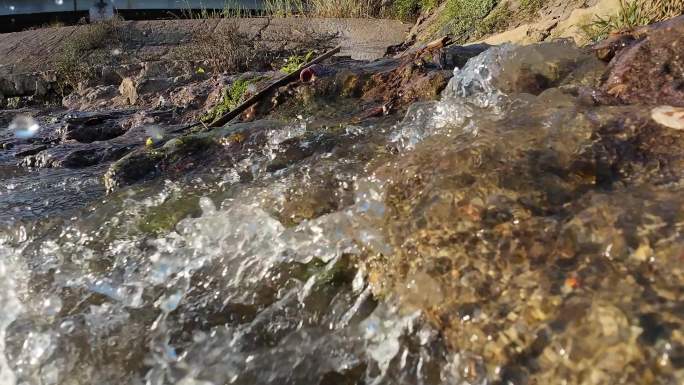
xmin=262 ymin=0 xmax=388 ymax=18
xmin=581 ymin=0 xmax=684 ymax=43
xmin=55 ymin=17 xmax=127 ymax=95
xmin=280 ymin=51 xmax=315 ymax=74
xmin=177 ymin=21 xmax=262 ymax=74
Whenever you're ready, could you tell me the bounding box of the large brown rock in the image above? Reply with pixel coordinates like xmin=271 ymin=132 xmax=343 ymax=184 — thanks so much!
xmin=599 ymin=15 xmax=684 ymax=106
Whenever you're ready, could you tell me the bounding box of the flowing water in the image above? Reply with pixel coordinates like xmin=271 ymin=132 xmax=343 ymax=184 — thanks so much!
xmin=1 ymin=41 xmax=683 ymax=385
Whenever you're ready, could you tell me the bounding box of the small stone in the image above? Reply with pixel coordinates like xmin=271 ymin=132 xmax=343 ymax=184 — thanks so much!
xmin=651 ymin=106 xmax=684 ymax=130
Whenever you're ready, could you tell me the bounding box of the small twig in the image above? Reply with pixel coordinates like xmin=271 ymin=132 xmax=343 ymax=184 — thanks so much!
xmin=396 ymin=35 xmax=451 ymax=59
xmin=413 ymin=35 xmax=451 ymax=58
xmin=208 ymin=45 xmax=341 ymax=128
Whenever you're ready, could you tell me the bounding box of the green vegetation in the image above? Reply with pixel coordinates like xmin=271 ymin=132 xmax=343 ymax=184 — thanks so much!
xmin=262 ymin=0 xmax=307 ymax=16
xmin=581 ymin=0 xmax=684 ymax=43
xmin=177 ymin=21 xmax=259 ymax=73
xmin=581 ymin=0 xmax=650 ymax=42
xmin=178 ymin=0 xmax=249 ymax=19
xmin=519 ymin=0 xmax=543 ymax=16
xmin=280 ymin=51 xmax=315 ymax=74
xmin=581 ymin=0 xmax=651 ymax=42
xmin=476 ymin=2 xmax=512 ymax=36
xmin=55 ymin=18 xmax=126 ymax=95
xmin=138 ymin=195 xmax=201 ymax=234
xmin=441 ymin=0 xmax=497 ymax=42
xmin=201 ymin=78 xmax=255 ymax=123
xmin=263 ymin=0 xmax=387 ymax=18
xmin=392 ymin=0 xmax=437 ymax=20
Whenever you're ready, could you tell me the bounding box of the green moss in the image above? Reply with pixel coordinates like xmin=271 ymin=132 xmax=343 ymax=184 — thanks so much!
xmin=440 ymin=0 xmax=498 ymax=42
xmin=280 ymin=51 xmax=315 ymax=74
xmin=137 ymin=195 xmax=201 ymax=234
xmin=201 ymin=77 xmax=254 ymax=123
xmin=162 ymin=134 xmax=220 ymax=162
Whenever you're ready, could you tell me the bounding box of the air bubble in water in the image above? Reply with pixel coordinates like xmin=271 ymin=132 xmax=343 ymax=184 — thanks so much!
xmin=9 ymin=115 xmax=40 ymax=139
xmin=160 ymin=292 xmax=182 ymax=313
xmin=42 ymin=296 xmax=62 ymax=316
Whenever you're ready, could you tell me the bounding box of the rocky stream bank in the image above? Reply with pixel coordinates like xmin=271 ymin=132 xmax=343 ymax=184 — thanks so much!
xmin=0 ymin=12 xmax=684 ymax=385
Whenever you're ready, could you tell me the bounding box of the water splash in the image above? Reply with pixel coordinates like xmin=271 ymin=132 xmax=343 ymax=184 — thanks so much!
xmin=0 ymin=248 xmax=24 ymax=385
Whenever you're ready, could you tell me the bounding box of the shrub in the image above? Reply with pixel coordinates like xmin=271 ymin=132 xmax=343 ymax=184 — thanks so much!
xmin=392 ymin=0 xmax=437 ymax=20
xmin=178 ymin=22 xmax=260 ymax=74
xmin=55 ymin=17 xmax=127 ymax=95
xmin=582 ymin=0 xmax=684 ymax=43
xmin=178 ymin=16 xmax=335 ymax=74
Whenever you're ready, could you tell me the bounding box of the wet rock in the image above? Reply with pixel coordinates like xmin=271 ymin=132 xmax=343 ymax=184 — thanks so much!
xmin=368 ymin=64 xmax=684 ymax=382
xmin=363 ymin=57 xmax=448 ymax=107
xmin=59 ymin=113 xmax=128 ymax=143
xmin=137 ymin=77 xmax=175 ymax=96
xmin=104 ymin=133 xmax=220 ymax=192
xmin=14 ymin=144 xmax=48 ymax=158
xmin=299 ymin=64 xmax=335 ymax=83
xmin=60 ymin=145 xmax=133 ymax=168
xmin=104 ymin=150 xmax=163 ymax=193
xmin=17 ymin=142 xmax=132 ymax=168
xmin=266 ymin=133 xmax=338 ymax=172
xmin=361 ymin=44 xmax=490 ymax=108
xmin=600 ymin=15 xmax=684 ymax=106
xmin=436 ymin=44 xmax=490 ymax=69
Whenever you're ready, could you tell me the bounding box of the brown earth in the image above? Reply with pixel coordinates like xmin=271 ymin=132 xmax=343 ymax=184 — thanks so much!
xmin=0 ymin=18 xmax=410 ymax=99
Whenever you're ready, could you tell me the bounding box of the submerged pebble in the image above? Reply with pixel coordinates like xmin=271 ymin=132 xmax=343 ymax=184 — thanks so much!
xmin=1 ymin=36 xmax=684 ymax=385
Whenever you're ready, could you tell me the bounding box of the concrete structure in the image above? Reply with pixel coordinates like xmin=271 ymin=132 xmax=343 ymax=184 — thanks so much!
xmin=0 ymin=0 xmax=264 ymax=16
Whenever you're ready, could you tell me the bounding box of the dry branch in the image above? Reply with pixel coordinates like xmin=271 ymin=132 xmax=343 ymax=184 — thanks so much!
xmin=208 ymin=45 xmax=342 ymax=128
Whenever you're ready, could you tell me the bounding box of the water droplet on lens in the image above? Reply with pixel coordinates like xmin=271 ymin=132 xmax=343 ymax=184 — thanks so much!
xmin=144 ymin=125 xmax=164 ymax=142
xmin=9 ymin=115 xmax=40 ymax=139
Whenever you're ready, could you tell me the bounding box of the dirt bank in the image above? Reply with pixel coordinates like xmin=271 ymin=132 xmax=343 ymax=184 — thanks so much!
xmin=0 ymin=18 xmax=410 ymax=100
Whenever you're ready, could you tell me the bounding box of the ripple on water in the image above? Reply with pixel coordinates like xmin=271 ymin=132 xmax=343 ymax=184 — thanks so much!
xmin=1 ymin=41 xmax=683 ymax=385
